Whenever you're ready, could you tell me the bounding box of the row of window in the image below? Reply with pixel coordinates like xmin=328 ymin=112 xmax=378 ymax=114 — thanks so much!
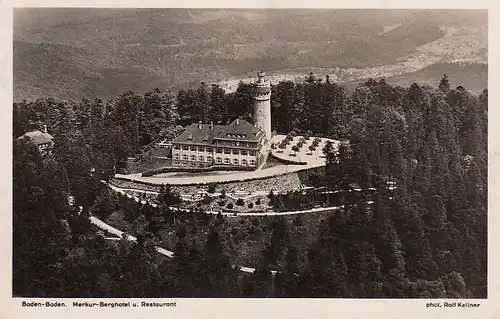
xmin=216 ymin=140 xmax=252 ymax=147
xmin=215 ymin=148 xmax=255 ymax=156
xmin=174 ymin=145 xmax=256 ymax=156
xmin=174 ymin=142 xmax=253 ymax=152
xmin=173 ymin=154 xmax=256 ymax=166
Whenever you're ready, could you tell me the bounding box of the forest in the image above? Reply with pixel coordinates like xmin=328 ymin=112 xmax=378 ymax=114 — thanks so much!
xmin=13 ymin=73 xmax=487 ymax=298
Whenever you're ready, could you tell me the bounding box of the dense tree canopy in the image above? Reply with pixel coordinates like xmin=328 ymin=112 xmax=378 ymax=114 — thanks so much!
xmin=13 ymin=74 xmax=487 ymax=298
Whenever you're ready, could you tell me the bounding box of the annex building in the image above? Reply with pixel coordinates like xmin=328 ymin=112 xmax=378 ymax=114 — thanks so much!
xmin=17 ymin=125 xmax=54 ymax=155
xmin=171 ymin=71 xmax=272 ymax=170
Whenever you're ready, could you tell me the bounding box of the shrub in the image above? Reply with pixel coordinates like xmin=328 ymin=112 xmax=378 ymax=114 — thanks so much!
xmin=292 ymin=145 xmax=299 ymax=153
xmin=236 ymin=198 xmax=244 ymax=206
xmin=297 ymin=141 xmax=303 ymax=148
xmin=293 ymin=215 xmax=304 ymax=227
xmin=141 ymin=164 xmax=255 ymax=177
xmin=256 ymin=198 xmax=261 ymax=205
xmin=227 ymin=203 xmax=234 ymax=209
xmin=218 ymin=200 xmax=226 ymax=207
xmin=251 ymin=217 xmax=260 ymax=226
xmin=202 ymin=195 xmax=212 ymax=205
xmin=208 ymin=183 xmax=217 ymax=193
xmin=248 ymin=202 xmax=254 ymax=208
xmin=219 ymin=189 xmax=226 ymax=199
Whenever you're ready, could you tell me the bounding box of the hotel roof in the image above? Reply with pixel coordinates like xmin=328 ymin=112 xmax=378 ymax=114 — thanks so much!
xmin=172 ymin=119 xmax=264 ymax=144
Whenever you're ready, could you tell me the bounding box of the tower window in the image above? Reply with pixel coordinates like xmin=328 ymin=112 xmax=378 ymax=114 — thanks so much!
xmin=233 ymin=159 xmax=239 ymax=165
xmin=224 ymin=158 xmax=230 ymax=164
xmin=216 ymin=157 xmax=222 ymax=164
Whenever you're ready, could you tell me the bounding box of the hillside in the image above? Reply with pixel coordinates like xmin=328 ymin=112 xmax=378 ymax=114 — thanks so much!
xmin=339 ymin=62 xmax=487 ymax=95
xmin=385 ymin=62 xmax=488 ymax=94
xmin=13 ymin=9 xmax=487 ymax=101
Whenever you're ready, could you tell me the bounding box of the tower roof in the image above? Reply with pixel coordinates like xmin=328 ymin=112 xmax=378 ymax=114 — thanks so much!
xmin=256 ymin=71 xmax=270 ymax=85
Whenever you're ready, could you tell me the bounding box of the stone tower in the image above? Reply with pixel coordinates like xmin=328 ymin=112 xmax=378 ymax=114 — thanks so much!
xmin=253 ymin=71 xmax=272 ymax=142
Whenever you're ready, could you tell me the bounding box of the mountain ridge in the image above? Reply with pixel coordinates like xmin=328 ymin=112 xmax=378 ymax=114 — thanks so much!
xmin=13 ymin=9 xmax=487 ymax=102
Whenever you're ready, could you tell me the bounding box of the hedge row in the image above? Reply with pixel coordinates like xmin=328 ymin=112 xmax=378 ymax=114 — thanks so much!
xmin=114 ymin=163 xmax=316 ymax=188
xmin=268 ymin=153 xmax=308 ymax=166
xmin=141 ymin=164 xmax=256 ymax=177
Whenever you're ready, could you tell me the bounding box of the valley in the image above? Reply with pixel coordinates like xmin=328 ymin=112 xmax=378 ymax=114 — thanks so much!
xmin=13 ymin=9 xmax=487 ymax=102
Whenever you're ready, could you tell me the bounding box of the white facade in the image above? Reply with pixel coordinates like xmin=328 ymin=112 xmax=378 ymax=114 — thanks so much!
xmin=172 ymin=144 xmax=258 ymax=168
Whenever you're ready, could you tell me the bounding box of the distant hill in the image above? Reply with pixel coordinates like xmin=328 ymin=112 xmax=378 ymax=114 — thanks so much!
xmin=343 ymin=62 xmax=487 ymax=95
xmin=13 ymin=9 xmax=487 ymax=102
xmin=385 ymin=62 xmax=487 ymax=94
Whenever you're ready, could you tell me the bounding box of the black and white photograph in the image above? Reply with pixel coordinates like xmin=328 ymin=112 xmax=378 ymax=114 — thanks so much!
xmin=11 ymin=7 xmax=489 ymax=302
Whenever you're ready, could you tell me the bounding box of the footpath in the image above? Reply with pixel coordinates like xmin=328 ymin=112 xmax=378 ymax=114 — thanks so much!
xmin=89 ymin=215 xmax=276 ymax=275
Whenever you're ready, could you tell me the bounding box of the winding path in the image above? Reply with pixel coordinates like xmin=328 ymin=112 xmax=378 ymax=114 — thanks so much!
xmin=106 ymin=181 xmax=357 ymax=216
xmin=89 ymin=215 xmax=275 ymax=274
xmin=94 ymin=180 xmax=385 ymax=276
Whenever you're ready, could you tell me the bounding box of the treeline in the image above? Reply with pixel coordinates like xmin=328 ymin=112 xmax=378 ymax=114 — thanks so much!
xmin=296 ymin=74 xmax=488 ymax=297
xmin=13 ymin=74 xmax=487 ymax=298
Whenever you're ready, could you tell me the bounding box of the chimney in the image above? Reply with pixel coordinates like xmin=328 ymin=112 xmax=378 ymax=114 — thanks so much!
xmin=236 ymin=118 xmax=239 ymax=125
xmin=210 ymin=121 xmax=214 ymax=130
xmin=198 ymin=121 xmax=202 ymax=130
xmin=44 ymin=125 xmax=48 ymax=133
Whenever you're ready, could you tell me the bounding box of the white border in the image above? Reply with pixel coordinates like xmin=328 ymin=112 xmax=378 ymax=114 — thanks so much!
xmin=1 ymin=2 xmax=498 ymax=319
